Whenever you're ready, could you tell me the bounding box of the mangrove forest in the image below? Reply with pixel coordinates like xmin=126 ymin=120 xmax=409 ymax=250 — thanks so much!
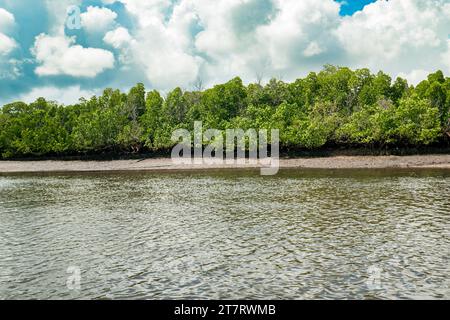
xmin=1 ymin=65 xmax=450 ymax=159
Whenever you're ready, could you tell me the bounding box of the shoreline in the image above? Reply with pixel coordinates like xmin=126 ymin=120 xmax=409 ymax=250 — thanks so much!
xmin=1 ymin=154 xmax=450 ymax=173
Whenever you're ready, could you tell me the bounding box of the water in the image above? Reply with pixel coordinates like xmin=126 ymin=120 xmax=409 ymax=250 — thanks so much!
xmin=0 ymin=169 xmax=449 ymax=300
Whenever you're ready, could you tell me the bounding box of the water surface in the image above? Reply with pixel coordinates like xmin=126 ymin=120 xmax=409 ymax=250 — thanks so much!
xmin=0 ymin=169 xmax=449 ymax=299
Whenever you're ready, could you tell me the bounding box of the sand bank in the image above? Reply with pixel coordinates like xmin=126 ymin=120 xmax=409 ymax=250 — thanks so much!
xmin=1 ymin=155 xmax=450 ymax=173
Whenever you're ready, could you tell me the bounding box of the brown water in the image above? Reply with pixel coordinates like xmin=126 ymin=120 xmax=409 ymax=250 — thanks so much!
xmin=0 ymin=169 xmax=449 ymax=300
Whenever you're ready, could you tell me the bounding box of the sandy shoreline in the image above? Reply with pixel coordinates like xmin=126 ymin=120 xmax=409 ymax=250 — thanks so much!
xmin=1 ymin=155 xmax=450 ymax=173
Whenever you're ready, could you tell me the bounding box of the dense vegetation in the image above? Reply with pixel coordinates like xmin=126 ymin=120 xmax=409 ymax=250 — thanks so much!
xmin=1 ymin=66 xmax=450 ymax=159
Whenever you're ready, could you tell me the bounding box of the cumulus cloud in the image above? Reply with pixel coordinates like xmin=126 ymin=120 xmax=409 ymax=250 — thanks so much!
xmin=117 ymin=0 xmax=173 ymax=28
xmin=0 ymin=33 xmax=17 ymax=55
xmin=336 ymin=0 xmax=450 ymax=78
xmin=0 ymin=7 xmax=15 ymax=31
xmin=397 ymin=69 xmax=432 ymax=86
xmin=103 ymin=27 xmax=135 ymax=65
xmin=442 ymin=40 xmax=450 ymax=74
xmin=116 ymin=0 xmax=450 ymax=88
xmin=44 ymin=0 xmax=81 ymax=35
xmin=103 ymin=27 xmax=133 ymax=48
xmin=0 ymin=8 xmax=17 ymax=55
xmin=80 ymin=6 xmax=118 ymax=33
xmin=253 ymin=0 xmax=341 ymax=76
xmin=32 ymin=34 xmax=115 ymax=77
xmin=120 ymin=0 xmax=203 ymax=89
xmin=303 ymin=41 xmax=325 ymax=57
xmin=192 ymin=0 xmax=274 ymax=84
xmin=0 ymin=58 xmax=24 ymax=80
xmin=4 ymin=0 xmax=450 ymax=106
xmin=18 ymin=85 xmax=98 ymax=105
xmin=116 ymin=0 xmax=343 ymax=87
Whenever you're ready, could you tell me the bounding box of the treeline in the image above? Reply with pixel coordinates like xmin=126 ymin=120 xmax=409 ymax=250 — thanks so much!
xmin=1 ymin=65 xmax=450 ymax=159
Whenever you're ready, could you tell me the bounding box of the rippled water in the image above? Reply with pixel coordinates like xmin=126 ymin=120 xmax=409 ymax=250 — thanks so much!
xmin=0 ymin=169 xmax=449 ymax=300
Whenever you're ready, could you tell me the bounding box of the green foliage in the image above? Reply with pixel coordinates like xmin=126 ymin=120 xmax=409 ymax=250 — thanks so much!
xmin=200 ymin=77 xmax=247 ymax=128
xmin=141 ymin=90 xmax=164 ymax=148
xmin=393 ymin=96 xmax=441 ymax=145
xmin=297 ymin=102 xmax=341 ymax=148
xmin=0 ymin=67 xmax=448 ymax=158
xmin=71 ymin=90 xmax=127 ymax=152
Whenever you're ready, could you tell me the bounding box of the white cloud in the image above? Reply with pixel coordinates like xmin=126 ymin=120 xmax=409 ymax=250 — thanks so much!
xmin=110 ymin=0 xmax=343 ymax=88
xmin=0 ymin=8 xmax=15 ymax=31
xmin=0 ymin=58 xmax=24 ymax=80
xmin=25 ymin=0 xmax=450 ymax=88
xmin=104 ymin=27 xmax=135 ymax=65
xmin=117 ymin=0 xmax=173 ymax=28
xmin=18 ymin=85 xmax=98 ymax=105
xmin=0 ymin=8 xmax=17 ymax=56
xmin=44 ymin=0 xmax=81 ymax=35
xmin=32 ymin=34 xmax=115 ymax=77
xmin=397 ymin=69 xmax=431 ymax=86
xmin=0 ymin=33 xmax=17 ymax=55
xmin=0 ymin=9 xmax=21 ymax=78
xmin=442 ymin=40 xmax=450 ymax=74
xmin=132 ymin=26 xmax=202 ymax=89
xmin=191 ymin=0 xmax=268 ymax=84
xmin=115 ymin=0 xmax=450 ymax=87
xmin=303 ymin=41 xmax=325 ymax=57
xmin=80 ymin=6 xmax=118 ymax=33
xmin=119 ymin=0 xmax=203 ymax=89
xmin=256 ymin=0 xmax=340 ymax=68
xmin=103 ymin=27 xmax=133 ymax=48
xmin=6 ymin=0 xmax=450 ymax=97
xmin=336 ymin=0 xmax=450 ymax=79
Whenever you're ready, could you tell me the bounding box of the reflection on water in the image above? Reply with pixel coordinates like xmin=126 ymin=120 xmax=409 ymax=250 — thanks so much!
xmin=0 ymin=169 xmax=449 ymax=299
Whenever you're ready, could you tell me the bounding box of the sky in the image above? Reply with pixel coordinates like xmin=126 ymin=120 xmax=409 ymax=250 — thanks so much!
xmin=0 ymin=0 xmax=449 ymax=106
xmin=337 ymin=0 xmax=377 ymax=15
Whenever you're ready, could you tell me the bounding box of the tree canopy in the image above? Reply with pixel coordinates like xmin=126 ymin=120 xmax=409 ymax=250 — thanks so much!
xmin=1 ymin=66 xmax=449 ymax=158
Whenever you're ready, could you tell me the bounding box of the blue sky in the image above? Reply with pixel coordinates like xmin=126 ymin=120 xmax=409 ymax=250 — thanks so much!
xmin=337 ymin=0 xmax=376 ymax=15
xmin=0 ymin=0 xmax=449 ymax=105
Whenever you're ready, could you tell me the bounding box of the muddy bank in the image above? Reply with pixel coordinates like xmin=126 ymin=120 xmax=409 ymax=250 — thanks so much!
xmin=1 ymin=155 xmax=450 ymax=173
